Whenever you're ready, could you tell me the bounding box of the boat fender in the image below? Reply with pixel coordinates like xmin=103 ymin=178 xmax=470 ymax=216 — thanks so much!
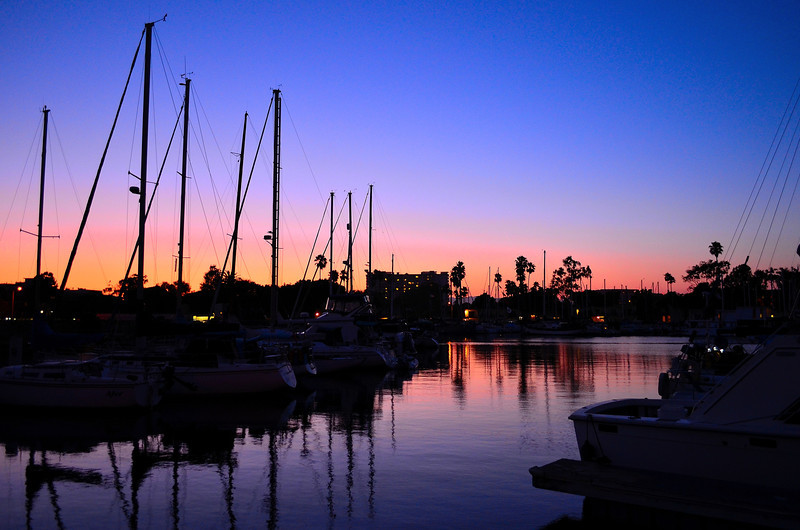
xmin=579 ymin=440 xmax=597 ymax=461
xmin=657 ymin=372 xmax=671 ymax=398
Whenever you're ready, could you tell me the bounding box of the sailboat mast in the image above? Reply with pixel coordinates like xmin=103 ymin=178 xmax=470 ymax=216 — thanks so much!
xmin=329 ymin=191 xmax=334 ymax=297
xmin=542 ymin=249 xmax=546 ymax=319
xmin=37 ymin=107 xmax=49 ymax=279
xmin=231 ymin=112 xmax=247 ymax=281
xmin=347 ymin=191 xmax=353 ymax=292
xmin=35 ymin=106 xmax=49 ymax=313
xmin=368 ymin=184 xmax=372 ymax=277
xmin=137 ymin=21 xmax=153 ymax=307
xmin=270 ymin=89 xmax=281 ymax=329
xmin=177 ymin=76 xmax=190 ymax=304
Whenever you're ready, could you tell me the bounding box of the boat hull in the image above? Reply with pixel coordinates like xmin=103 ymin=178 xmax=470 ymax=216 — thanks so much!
xmin=311 ymin=343 xmax=396 ymax=373
xmin=0 ymin=370 xmax=161 ymax=409
xmin=166 ymin=360 xmax=296 ymax=396
xmin=570 ymin=398 xmax=800 ymax=491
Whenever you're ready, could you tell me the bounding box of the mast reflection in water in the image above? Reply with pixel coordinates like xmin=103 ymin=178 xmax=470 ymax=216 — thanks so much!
xmin=0 ymin=337 xmax=684 ymax=528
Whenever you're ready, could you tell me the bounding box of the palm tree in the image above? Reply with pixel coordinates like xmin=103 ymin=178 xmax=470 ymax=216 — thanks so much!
xmin=664 ymin=272 xmax=676 ymax=293
xmin=515 ymin=256 xmax=529 ymax=293
xmin=709 ymin=241 xmax=724 ymax=316
xmin=526 ymin=262 xmax=536 ymax=290
xmin=709 ymin=241 xmax=723 ymax=260
xmin=314 ymin=254 xmax=328 ymax=280
xmin=709 ymin=241 xmax=724 ymax=284
xmin=451 ymin=261 xmax=466 ymax=307
xmin=494 ymin=271 xmax=502 ymax=299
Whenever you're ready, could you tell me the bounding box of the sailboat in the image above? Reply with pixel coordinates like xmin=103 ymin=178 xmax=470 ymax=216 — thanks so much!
xmin=0 ymin=105 xmax=163 ymax=409
xmin=109 ymin=40 xmax=295 ymax=397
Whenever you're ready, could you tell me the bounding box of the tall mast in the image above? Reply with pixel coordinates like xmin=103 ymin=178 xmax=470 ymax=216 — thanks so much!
xmin=36 ymin=107 xmax=49 ymax=281
xmin=368 ymin=184 xmax=373 ymax=277
xmin=34 ymin=106 xmax=50 ymax=314
xmin=136 ymin=21 xmax=153 ymax=336
xmin=270 ymin=89 xmax=281 ymax=329
xmin=177 ymin=76 xmax=190 ymax=310
xmin=231 ymin=112 xmax=247 ymax=281
xmin=329 ymin=191 xmax=334 ymax=298
xmin=542 ymin=249 xmax=546 ymax=319
xmin=347 ymin=191 xmax=353 ymax=292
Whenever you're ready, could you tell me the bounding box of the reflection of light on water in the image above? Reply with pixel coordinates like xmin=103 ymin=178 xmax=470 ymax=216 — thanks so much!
xmin=1 ymin=338 xmax=687 ymax=528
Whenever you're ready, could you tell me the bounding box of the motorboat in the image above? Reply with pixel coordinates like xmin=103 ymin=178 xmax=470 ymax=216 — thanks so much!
xmin=0 ymin=358 xmax=163 ymax=409
xmin=656 ymin=339 xmax=751 ymax=400
xmin=298 ymin=294 xmax=399 ymax=372
xmin=569 ymin=329 xmax=800 ymax=491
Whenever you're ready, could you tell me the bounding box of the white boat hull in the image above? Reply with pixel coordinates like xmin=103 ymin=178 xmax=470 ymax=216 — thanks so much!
xmin=570 ymin=398 xmax=800 ymax=491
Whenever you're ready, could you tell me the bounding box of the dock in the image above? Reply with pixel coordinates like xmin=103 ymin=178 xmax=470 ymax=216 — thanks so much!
xmin=530 ymin=458 xmax=799 ymax=529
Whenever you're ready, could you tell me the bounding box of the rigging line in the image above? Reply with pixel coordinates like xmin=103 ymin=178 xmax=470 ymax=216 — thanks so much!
xmin=282 ymin=183 xmax=317 ymax=280
xmin=191 ymin=85 xmax=233 ymax=244
xmin=123 ymin=103 xmax=183 ymax=283
xmin=350 ymin=190 xmax=371 ymax=290
xmin=754 ymin=98 xmax=800 ymax=270
xmin=153 ymin=29 xmax=181 ymax=116
xmin=746 ymin=85 xmax=800 ymax=265
xmin=282 ymin=96 xmax=325 ymax=202
xmin=3 ymin=118 xmax=42 ymax=244
xmin=352 ymin=188 xmax=369 ymax=241
xmin=214 ymin=96 xmax=275 ymax=287
xmin=189 ymin=156 xmax=221 ymax=272
xmin=766 ymin=125 xmax=800 ymax=266
xmin=290 ymin=196 xmax=331 ymax=320
xmin=238 ymin=97 xmax=274 ymax=223
xmin=333 ymin=195 xmax=348 ymax=257
xmin=375 ymin=197 xmax=408 ymax=272
xmin=60 ymin=27 xmax=145 ymax=292
xmin=45 ymin=124 xmax=61 ymax=278
xmin=729 ymin=77 xmax=800 ymax=261
xmin=769 ymin=164 xmax=800 ymax=267
xmin=209 ymin=106 xmax=265 ymax=305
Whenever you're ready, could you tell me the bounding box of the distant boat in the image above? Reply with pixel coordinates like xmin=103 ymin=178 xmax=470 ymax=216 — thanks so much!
xmin=298 ymin=294 xmax=398 ymax=372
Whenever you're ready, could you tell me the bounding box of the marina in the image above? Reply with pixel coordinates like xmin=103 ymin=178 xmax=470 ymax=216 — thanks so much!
xmin=2 ymin=6 xmax=800 ymax=529
xmin=1 ymin=336 xmax=694 ymax=528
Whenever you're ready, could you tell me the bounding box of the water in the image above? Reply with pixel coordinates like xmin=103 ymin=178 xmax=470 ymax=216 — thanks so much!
xmin=0 ymin=337 xmax=686 ymax=529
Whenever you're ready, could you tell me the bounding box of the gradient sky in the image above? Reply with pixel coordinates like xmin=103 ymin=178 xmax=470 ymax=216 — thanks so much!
xmin=3 ymin=1 xmax=800 ymax=296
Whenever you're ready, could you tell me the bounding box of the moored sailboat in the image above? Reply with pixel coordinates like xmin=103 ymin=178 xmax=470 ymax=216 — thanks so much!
xmin=0 ymin=105 xmax=164 ymax=409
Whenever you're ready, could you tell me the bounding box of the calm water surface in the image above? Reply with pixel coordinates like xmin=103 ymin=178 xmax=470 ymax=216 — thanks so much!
xmin=0 ymin=337 xmax=685 ymax=529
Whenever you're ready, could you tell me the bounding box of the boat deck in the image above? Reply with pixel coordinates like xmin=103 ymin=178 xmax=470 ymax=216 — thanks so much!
xmin=530 ymin=458 xmax=799 ymax=529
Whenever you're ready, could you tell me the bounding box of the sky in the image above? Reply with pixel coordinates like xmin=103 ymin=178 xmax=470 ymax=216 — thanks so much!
xmin=3 ymin=1 xmax=800 ymax=296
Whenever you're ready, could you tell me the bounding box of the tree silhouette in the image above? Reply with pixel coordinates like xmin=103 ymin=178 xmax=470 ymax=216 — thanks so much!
xmin=505 ymin=280 xmax=519 ymax=298
xmin=451 ymin=261 xmax=466 ymax=307
xmin=526 ymin=261 xmax=536 ymax=290
xmin=550 ymin=256 xmax=591 ymax=305
xmin=314 ymin=254 xmax=328 ymax=280
xmin=200 ymin=265 xmax=224 ymax=293
xmin=709 ymin=241 xmax=723 ymax=288
xmin=515 ymin=256 xmax=529 ymax=293
xmin=664 ymin=272 xmax=676 ymax=293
